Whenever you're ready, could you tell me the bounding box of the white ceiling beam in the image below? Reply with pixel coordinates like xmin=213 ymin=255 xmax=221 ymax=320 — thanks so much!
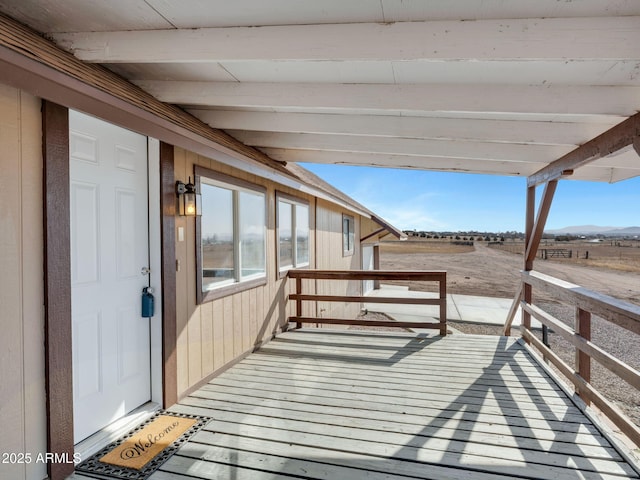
xmin=262 ymin=148 xmax=638 ymax=182
xmin=190 ymin=109 xmax=618 ymax=146
xmin=230 ymin=131 xmax=571 ymax=163
xmin=53 ymin=16 xmax=640 ymax=63
xmin=262 ymin=148 xmax=545 ymax=176
xmin=138 ymin=81 xmax=640 ymax=117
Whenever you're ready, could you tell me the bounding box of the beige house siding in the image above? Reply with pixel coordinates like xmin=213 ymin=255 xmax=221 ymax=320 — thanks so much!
xmin=173 ymin=147 xmax=319 ymax=397
xmin=360 ymin=217 xmax=384 ymax=244
xmin=0 ymin=83 xmax=390 ymax=462
xmin=0 ymin=85 xmax=47 ymax=480
xmin=315 ymin=198 xmax=362 ymax=321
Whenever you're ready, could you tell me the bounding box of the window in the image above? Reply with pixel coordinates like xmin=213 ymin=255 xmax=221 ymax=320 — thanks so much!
xmin=277 ymin=193 xmax=310 ymax=273
xmin=196 ymin=167 xmax=267 ymax=303
xmin=343 ymin=214 xmax=355 ymax=256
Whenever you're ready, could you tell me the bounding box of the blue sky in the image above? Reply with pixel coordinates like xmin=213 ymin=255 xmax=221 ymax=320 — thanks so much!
xmin=301 ymin=163 xmax=640 ymax=232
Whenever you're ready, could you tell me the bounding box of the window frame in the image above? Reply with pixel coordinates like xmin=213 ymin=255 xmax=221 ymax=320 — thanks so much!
xmin=343 ymin=214 xmax=355 ymax=257
xmin=195 ymin=166 xmax=268 ymax=304
xmin=276 ymin=191 xmax=310 ymax=278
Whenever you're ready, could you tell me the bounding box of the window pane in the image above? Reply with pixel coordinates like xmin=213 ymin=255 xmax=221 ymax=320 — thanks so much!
xmin=278 ymin=201 xmax=293 ymax=269
xmin=239 ymin=191 xmax=266 ymax=279
xmin=201 ymin=183 xmax=234 ymax=289
xmin=343 ymin=215 xmax=354 ymax=255
xmin=295 ymin=204 xmax=310 ymax=265
xmin=349 ymin=219 xmax=355 ymax=252
xmin=343 ymin=217 xmax=350 ymax=252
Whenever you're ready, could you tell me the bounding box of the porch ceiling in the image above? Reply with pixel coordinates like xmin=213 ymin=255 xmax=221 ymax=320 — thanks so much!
xmin=2 ymin=0 xmax=640 ymax=182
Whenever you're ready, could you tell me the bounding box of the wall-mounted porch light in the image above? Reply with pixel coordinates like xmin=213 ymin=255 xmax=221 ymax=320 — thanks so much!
xmin=176 ymin=177 xmax=202 ymax=216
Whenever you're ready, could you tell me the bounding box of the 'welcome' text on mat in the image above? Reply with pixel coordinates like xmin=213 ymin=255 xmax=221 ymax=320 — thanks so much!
xmin=99 ymin=415 xmax=197 ymax=470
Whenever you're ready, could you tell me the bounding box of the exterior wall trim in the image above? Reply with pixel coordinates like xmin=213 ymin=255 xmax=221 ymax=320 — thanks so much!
xmin=42 ymin=100 xmax=75 ymax=480
xmin=42 ymin=108 xmax=179 ymax=480
xmin=160 ymin=142 xmax=178 ymax=407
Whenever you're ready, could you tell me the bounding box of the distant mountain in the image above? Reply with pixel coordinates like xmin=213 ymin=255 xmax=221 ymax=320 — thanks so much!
xmin=545 ymin=225 xmax=640 ymax=236
xmin=607 ymin=227 xmax=640 ymax=236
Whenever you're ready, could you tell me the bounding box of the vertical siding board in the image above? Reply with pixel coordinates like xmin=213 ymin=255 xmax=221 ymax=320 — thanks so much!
xmin=233 ymin=294 xmax=243 ymax=357
xmin=0 ymin=84 xmax=26 ymax=480
xmin=249 ymin=288 xmax=258 ymax=347
xmin=20 ymin=91 xmax=47 ymax=480
xmin=212 ymin=299 xmax=224 ymax=371
xmin=254 ymin=285 xmax=263 ymax=345
xmin=240 ymin=290 xmax=250 ymax=352
xmin=200 ymin=300 xmax=214 ymax=378
xmin=223 ymin=296 xmax=234 ymax=364
xmin=262 ymin=282 xmax=271 ymax=343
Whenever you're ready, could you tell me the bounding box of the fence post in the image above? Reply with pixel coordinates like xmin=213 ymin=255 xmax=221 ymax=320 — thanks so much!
xmin=296 ymin=277 xmax=302 ymax=329
xmin=439 ymin=274 xmax=447 ymax=336
xmin=576 ymin=307 xmax=592 ymax=405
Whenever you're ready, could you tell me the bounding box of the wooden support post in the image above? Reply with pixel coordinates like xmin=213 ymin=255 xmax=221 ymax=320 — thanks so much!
xmin=576 ymin=307 xmax=592 ymax=405
xmin=295 ymin=277 xmax=302 ymax=329
xmin=439 ymin=276 xmax=447 ymax=336
xmin=524 ymin=185 xmax=536 ymax=267
xmin=524 ymin=181 xmax=558 ymax=340
xmin=522 ymin=185 xmax=536 ymax=336
xmin=525 ymin=180 xmax=558 ymax=269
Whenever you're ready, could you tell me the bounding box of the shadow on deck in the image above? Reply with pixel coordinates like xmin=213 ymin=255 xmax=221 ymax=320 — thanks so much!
xmin=159 ymin=329 xmax=637 ymax=480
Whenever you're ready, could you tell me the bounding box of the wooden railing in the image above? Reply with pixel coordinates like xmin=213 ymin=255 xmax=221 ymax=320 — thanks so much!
xmin=516 ymin=270 xmax=640 ymax=446
xmin=287 ymin=269 xmax=447 ymax=335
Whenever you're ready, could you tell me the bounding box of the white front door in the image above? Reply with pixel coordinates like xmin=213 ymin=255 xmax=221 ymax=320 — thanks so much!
xmin=69 ymin=111 xmax=151 ymax=443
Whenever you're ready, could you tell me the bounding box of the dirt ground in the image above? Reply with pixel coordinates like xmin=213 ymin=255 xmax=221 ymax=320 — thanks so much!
xmin=363 ymin=239 xmax=640 ymax=427
xmin=379 ymin=240 xmax=640 ymax=304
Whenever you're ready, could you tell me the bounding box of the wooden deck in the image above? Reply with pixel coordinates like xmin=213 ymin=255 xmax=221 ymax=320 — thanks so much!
xmin=81 ymin=329 xmax=640 ymax=479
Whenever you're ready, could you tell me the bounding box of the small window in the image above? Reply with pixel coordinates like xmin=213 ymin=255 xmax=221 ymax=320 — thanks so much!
xmin=277 ymin=193 xmax=310 ymax=273
xmin=343 ymin=214 xmax=355 ymax=256
xmin=196 ymin=167 xmax=267 ymax=303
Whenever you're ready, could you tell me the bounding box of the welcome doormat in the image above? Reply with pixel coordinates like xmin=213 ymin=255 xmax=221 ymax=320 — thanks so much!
xmin=75 ymin=411 xmax=211 ymax=480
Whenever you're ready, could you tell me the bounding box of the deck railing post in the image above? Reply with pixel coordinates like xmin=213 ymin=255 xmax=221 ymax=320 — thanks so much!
xmin=576 ymin=307 xmax=592 ymax=405
xmin=295 ymin=277 xmax=302 ymax=329
xmin=523 ymin=283 xmax=532 ymax=335
xmin=439 ymin=274 xmax=447 ymax=336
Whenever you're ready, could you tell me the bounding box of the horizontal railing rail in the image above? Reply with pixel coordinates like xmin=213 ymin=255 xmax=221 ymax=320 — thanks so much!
xmin=287 ymin=269 xmax=447 ymax=335
xmin=517 ymin=270 xmax=640 ymax=446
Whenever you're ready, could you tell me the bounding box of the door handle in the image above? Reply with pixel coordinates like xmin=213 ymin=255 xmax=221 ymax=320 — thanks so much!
xmin=141 ymin=267 xmax=151 ymax=276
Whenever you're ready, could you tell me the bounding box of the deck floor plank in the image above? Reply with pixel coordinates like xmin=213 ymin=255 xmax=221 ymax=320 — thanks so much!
xmin=177 ymin=395 xmax=614 ymax=448
xmin=226 ymin=364 xmax=576 ymax=406
xmin=208 ymin=373 xmax=583 ymax=417
xmin=154 ymin=330 xmax=639 ymax=480
xmin=170 ymin=403 xmax=628 ymax=472
xmin=197 ymin=381 xmax=587 ymax=424
xmin=234 ymin=358 xmax=572 ymax=400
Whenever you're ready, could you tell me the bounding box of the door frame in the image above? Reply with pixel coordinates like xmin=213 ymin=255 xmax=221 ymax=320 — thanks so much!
xmin=43 ymin=102 xmax=177 ymax=480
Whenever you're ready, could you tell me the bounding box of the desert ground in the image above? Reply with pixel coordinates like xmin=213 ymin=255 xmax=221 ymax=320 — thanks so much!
xmin=370 ymin=238 xmax=640 ymax=426
xmin=378 ymin=239 xmax=640 ymax=303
